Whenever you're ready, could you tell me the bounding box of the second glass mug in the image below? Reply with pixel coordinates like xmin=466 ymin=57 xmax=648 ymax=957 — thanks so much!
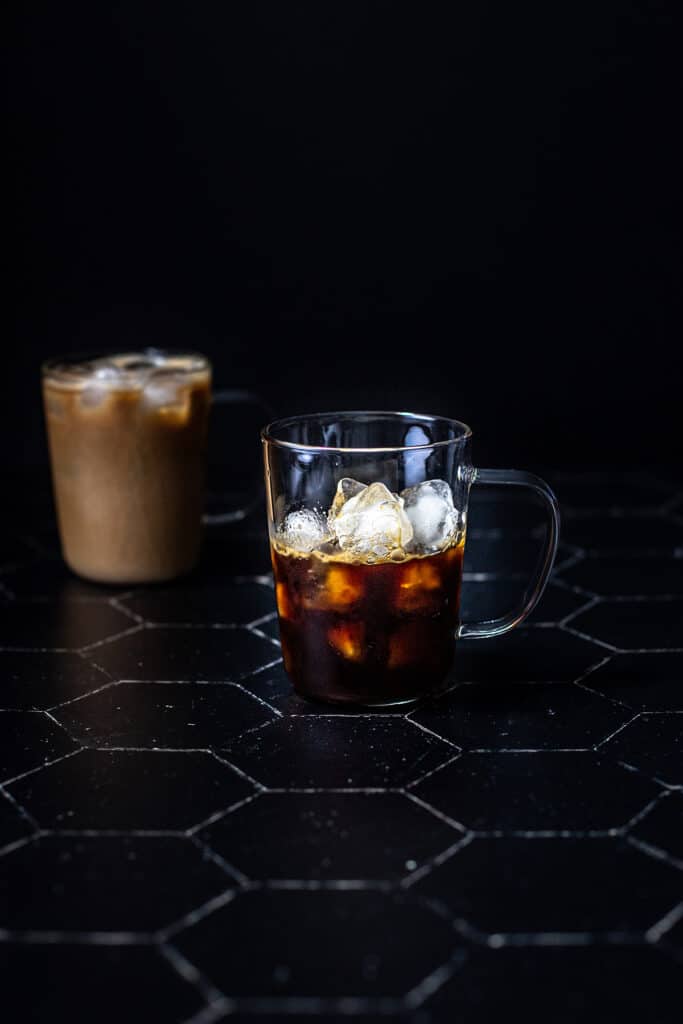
xmin=263 ymin=411 xmax=560 ymax=707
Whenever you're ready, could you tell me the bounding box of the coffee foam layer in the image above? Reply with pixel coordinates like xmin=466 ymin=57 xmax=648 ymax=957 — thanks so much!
xmin=271 ymin=536 xmax=465 ymax=566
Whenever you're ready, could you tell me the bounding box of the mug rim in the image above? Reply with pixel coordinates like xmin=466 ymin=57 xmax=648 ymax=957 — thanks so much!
xmin=261 ymin=410 xmax=473 ymax=454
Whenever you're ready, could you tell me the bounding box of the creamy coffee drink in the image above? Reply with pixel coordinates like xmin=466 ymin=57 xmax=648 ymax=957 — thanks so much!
xmin=43 ymin=351 xmax=211 ymax=583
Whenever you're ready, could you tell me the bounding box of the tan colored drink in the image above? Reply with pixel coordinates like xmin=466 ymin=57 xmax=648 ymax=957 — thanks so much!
xmin=43 ymin=351 xmax=211 ymax=584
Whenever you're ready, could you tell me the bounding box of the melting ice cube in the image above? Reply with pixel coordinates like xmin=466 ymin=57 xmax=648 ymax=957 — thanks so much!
xmin=328 ymin=477 xmax=367 ymax=522
xmin=330 ymin=481 xmax=413 ymax=560
xmin=79 ymin=364 xmax=123 ymax=408
xmin=401 ymin=479 xmax=459 ymax=553
xmin=143 ymin=369 xmax=189 ymax=409
xmin=280 ymin=509 xmax=331 ymax=553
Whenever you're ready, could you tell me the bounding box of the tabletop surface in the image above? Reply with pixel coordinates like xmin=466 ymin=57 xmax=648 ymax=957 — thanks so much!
xmin=1 ymin=471 xmax=682 ymax=1023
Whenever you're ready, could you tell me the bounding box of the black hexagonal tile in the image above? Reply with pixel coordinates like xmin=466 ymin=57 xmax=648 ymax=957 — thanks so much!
xmin=0 ymin=599 xmax=135 ymax=651
xmin=0 ymin=834 xmax=230 ymax=933
xmin=225 ymin=1015 xmax=393 ymax=1024
xmin=583 ymin=653 xmax=683 ymax=711
xmin=6 ymin=748 xmax=254 ymax=830
xmin=0 ymin=710 xmax=77 ymax=784
xmin=631 ymin=792 xmax=683 ymax=864
xmin=571 ymin=599 xmax=683 ymax=650
xmin=412 ymin=753 xmax=660 ymax=832
xmin=199 ymin=527 xmax=272 ymax=576
xmin=53 ymin=681 xmax=278 ymax=749
xmin=0 ymin=792 xmax=33 ymax=851
xmin=255 ymin=615 xmax=280 ymax=641
xmin=0 ymin=533 xmax=34 ymax=570
xmin=463 ymin=536 xmax=551 ymax=576
xmin=660 ymin=917 xmax=683 ymax=954
xmin=0 ymin=651 xmax=110 ymax=710
xmin=425 ymin=945 xmax=683 ymax=1024
xmin=562 ymin=555 xmax=683 ymax=596
xmin=201 ymin=792 xmax=460 ymax=881
xmin=552 ymin=473 xmax=675 ymax=511
xmin=1 ymin=559 xmax=129 ymax=600
xmin=221 ymin=717 xmax=453 ymax=789
xmin=89 ymin=626 xmax=276 ymax=681
xmin=467 ymin=487 xmax=547 ymax=531
xmin=0 ymin=944 xmax=203 ymax=1024
xmin=241 ymin=661 xmax=406 ymax=717
xmin=174 ymin=890 xmax=460 ymax=998
xmin=460 ymin=579 xmax=588 ymax=626
xmin=411 ymin=681 xmax=629 ymax=750
xmin=560 ymin=516 xmax=683 ymax=552
xmin=413 ymin=837 xmax=682 ymax=934
xmin=604 ymin=714 xmax=683 ymax=788
xmin=454 ymin=629 xmax=605 ymax=685
xmin=238 ymin=659 xmax=291 ymax=707
xmin=120 ymin=581 xmax=276 ymax=626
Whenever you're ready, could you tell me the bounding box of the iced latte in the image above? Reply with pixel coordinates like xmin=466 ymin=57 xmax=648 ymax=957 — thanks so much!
xmin=43 ymin=351 xmax=211 ymax=583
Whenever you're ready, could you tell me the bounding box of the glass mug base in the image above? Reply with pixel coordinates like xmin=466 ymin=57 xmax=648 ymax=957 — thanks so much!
xmin=294 ymin=691 xmax=429 ymax=709
xmin=291 ymin=676 xmax=459 ymax=709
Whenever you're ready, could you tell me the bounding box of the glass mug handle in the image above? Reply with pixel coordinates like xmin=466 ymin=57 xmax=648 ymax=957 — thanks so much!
xmin=202 ymin=389 xmax=275 ymax=526
xmin=458 ymin=468 xmax=561 ymax=639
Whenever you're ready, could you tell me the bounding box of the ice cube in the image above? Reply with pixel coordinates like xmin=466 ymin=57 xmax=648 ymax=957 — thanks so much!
xmin=79 ymin=367 xmax=121 ymax=409
xmin=401 ymin=479 xmax=459 ymax=553
xmin=143 ymin=370 xmax=189 ymax=408
xmin=279 ymin=509 xmax=331 ymax=553
xmin=328 ymin=478 xmax=367 ymax=521
xmin=93 ymin=365 xmax=122 ymax=381
xmin=331 ymin=481 xmax=413 ymax=560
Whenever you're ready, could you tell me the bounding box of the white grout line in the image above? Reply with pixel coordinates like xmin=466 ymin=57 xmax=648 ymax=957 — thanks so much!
xmin=400 ymin=790 xmax=470 ymax=836
xmin=77 ymin=624 xmax=145 ymax=653
xmin=405 ymin=716 xmax=462 ymax=750
xmin=626 ymin=835 xmax=683 ymax=874
xmin=1 ymin=747 xmax=84 ymax=788
xmin=156 ymin=888 xmax=237 ymax=943
xmin=645 ymin=901 xmax=683 ymax=943
xmin=404 ymin=951 xmax=467 ymax=1008
xmin=159 ymin=943 xmax=229 ymax=1008
xmin=186 ymin=792 xmax=263 ymax=836
xmin=593 ymin=713 xmax=642 ymax=749
xmin=0 ymin=928 xmax=154 ymax=945
xmin=560 ymin=624 xmax=623 ymax=653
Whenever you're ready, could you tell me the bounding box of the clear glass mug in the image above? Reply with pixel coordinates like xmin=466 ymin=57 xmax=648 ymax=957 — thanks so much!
xmin=262 ymin=411 xmax=560 ymax=706
xmin=43 ymin=349 xmax=270 ymax=584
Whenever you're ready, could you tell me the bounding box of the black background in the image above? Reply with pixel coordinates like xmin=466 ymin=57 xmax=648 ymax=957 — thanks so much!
xmin=6 ymin=2 xmax=681 ymax=474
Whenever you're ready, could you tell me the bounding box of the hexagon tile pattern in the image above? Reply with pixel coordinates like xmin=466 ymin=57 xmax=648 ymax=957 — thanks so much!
xmin=1 ymin=472 xmax=683 ymax=1023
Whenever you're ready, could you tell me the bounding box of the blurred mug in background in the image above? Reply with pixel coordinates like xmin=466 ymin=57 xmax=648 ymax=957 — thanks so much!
xmin=43 ymin=349 xmax=268 ymax=584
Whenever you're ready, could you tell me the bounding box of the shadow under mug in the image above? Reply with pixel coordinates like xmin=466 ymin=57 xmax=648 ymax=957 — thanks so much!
xmin=42 ymin=349 xmax=271 ymax=584
xmin=262 ymin=410 xmax=560 ymax=707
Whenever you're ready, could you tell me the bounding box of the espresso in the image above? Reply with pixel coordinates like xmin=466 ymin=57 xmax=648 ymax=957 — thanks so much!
xmin=43 ymin=352 xmax=211 ymax=583
xmin=272 ymin=541 xmax=464 ymax=705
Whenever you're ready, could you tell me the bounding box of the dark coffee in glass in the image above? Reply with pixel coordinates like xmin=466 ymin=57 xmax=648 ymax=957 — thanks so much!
xmin=272 ymin=540 xmax=464 ymax=705
xmin=262 ymin=412 xmax=560 ymax=708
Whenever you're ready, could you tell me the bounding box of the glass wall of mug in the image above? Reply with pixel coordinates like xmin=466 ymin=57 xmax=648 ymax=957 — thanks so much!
xmin=262 ymin=411 xmax=559 ymax=708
